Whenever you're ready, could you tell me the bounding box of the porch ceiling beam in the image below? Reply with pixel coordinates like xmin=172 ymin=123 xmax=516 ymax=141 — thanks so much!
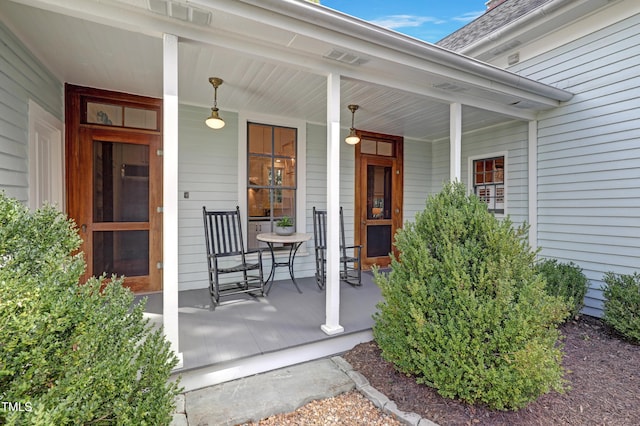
xmin=176 ymin=35 xmax=541 ymax=121
xmin=183 ymin=33 xmax=541 ymax=121
xmin=338 ymin=74 xmax=539 ymax=122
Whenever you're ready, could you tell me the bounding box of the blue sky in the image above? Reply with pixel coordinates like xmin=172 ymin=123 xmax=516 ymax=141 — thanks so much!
xmin=319 ymin=1 xmax=487 ymax=43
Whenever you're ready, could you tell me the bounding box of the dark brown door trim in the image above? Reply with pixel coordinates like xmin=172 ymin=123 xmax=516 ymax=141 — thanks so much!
xmin=65 ymin=84 xmax=163 ymax=293
xmin=354 ymin=131 xmax=403 ymax=269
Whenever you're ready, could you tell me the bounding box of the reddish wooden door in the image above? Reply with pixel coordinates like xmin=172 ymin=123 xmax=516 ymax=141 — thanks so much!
xmin=355 ymin=133 xmax=403 ymax=269
xmin=66 ymin=85 xmax=163 ymax=293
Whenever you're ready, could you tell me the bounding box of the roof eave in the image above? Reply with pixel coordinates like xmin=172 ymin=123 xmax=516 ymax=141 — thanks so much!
xmin=232 ymin=0 xmax=574 ymax=103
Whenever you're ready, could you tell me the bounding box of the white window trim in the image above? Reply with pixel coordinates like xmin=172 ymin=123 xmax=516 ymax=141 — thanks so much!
xmin=238 ymin=111 xmax=307 ymax=253
xmin=467 ymin=151 xmax=508 ymax=217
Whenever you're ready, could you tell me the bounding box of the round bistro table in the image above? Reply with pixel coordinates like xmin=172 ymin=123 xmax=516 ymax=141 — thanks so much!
xmin=256 ymin=232 xmax=312 ymax=295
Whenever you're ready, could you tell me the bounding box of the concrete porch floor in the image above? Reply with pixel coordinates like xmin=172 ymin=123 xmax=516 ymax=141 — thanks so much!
xmin=139 ymin=271 xmax=384 ymax=391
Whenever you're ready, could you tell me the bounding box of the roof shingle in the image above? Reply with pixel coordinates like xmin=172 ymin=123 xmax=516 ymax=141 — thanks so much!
xmin=436 ymin=0 xmax=553 ymax=51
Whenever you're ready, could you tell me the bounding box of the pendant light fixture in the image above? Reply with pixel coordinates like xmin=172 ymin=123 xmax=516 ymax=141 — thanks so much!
xmin=205 ymin=77 xmax=225 ymax=129
xmin=345 ymin=104 xmax=360 ymax=145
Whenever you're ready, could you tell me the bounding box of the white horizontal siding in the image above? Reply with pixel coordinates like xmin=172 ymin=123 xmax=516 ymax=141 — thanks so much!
xmin=403 ymin=138 xmax=431 ymax=224
xmin=515 ymin=13 xmax=640 ymax=317
xmin=461 ymin=120 xmax=529 ymax=226
xmin=0 ymin=21 xmax=61 ymax=202
xmin=178 ymin=112 xmax=336 ymax=290
xmin=177 ymin=105 xmax=240 ymax=290
xmin=430 ymin=138 xmax=450 ymax=193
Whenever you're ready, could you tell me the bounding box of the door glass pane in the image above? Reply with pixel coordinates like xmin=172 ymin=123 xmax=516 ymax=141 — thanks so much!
xmin=93 ymin=230 xmax=149 ymax=277
xmin=361 ymin=139 xmax=376 ymax=154
xmin=86 ymin=102 xmax=123 ymax=126
xmin=367 ymin=165 xmax=392 ymax=220
xmin=93 ymin=141 xmax=149 ymax=222
xmin=124 ymin=107 xmax=158 ymax=130
xmin=367 ymin=225 xmax=392 ymax=257
xmin=377 ymin=141 xmax=393 ymax=156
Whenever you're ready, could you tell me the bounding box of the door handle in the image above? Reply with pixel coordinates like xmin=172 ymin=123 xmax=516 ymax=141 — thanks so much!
xmin=81 ymin=224 xmax=87 ymax=233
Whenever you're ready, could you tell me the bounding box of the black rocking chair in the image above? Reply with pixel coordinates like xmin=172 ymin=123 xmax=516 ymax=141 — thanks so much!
xmin=202 ymin=206 xmax=265 ymax=307
xmin=312 ymin=206 xmax=362 ymax=289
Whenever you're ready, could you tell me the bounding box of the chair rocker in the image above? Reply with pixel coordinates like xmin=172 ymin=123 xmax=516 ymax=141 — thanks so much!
xmin=202 ymin=206 xmax=265 ymax=307
xmin=312 ymin=206 xmax=362 ymax=290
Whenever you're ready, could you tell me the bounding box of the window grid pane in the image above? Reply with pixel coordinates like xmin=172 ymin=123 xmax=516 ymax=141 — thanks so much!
xmin=247 ymin=122 xmax=297 ymax=249
xmin=473 ymin=156 xmax=505 ymax=214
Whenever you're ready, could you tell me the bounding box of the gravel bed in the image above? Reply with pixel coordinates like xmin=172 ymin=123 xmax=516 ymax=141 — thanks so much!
xmin=240 ymin=390 xmax=402 ymax=426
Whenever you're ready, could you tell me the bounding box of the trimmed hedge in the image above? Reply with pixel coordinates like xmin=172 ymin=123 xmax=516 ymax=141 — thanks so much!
xmin=0 ymin=193 xmax=181 ymax=425
xmin=603 ymin=272 xmax=640 ymax=344
xmin=536 ymin=259 xmax=588 ymax=319
xmin=372 ymin=182 xmax=568 ymax=410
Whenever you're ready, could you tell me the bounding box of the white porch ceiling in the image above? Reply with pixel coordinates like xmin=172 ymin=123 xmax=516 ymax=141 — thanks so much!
xmin=0 ymin=0 xmax=569 ymax=141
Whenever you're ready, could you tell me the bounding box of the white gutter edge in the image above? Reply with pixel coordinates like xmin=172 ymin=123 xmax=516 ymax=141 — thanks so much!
xmin=234 ymin=0 xmax=574 ymax=103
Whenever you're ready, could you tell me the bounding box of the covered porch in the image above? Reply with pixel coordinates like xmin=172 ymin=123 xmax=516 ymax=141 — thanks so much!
xmin=1 ymin=0 xmax=572 ymax=385
xmin=140 ymin=271 xmax=382 ymax=391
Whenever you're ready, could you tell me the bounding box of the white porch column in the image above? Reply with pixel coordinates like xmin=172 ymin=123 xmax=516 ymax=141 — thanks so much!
xmin=162 ymin=33 xmax=183 ymax=367
xmin=450 ymin=102 xmax=462 ymax=181
xmin=528 ymin=120 xmax=538 ymax=251
xmin=321 ymin=73 xmax=344 ymax=336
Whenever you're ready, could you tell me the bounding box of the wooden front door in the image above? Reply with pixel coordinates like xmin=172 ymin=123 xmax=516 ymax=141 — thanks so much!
xmin=66 ymin=85 xmax=163 ymax=293
xmin=355 ymin=132 xmax=403 ymax=269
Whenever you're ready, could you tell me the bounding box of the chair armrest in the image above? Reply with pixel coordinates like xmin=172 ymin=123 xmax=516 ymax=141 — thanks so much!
xmin=209 ymin=252 xmax=241 ymax=259
xmin=245 ymin=248 xmax=263 ymax=261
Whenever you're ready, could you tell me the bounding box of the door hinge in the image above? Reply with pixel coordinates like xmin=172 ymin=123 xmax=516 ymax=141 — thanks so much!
xmin=157 ymin=262 xmax=163 ymax=270
xmin=157 ymin=149 xmax=163 ymax=156
xmin=157 ymin=206 xmax=163 ymax=213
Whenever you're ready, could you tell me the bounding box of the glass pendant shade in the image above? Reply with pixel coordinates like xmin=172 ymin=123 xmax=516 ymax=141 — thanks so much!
xmin=345 ymin=128 xmax=360 ymax=145
xmin=205 ymin=108 xmax=225 ymax=129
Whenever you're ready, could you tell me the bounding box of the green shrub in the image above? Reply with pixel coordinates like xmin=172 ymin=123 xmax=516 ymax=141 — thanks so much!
xmin=372 ymin=182 xmax=568 ymax=411
xmin=0 ymin=193 xmax=181 ymax=425
xmin=536 ymin=259 xmax=589 ymax=319
xmin=602 ymin=272 xmax=640 ymax=344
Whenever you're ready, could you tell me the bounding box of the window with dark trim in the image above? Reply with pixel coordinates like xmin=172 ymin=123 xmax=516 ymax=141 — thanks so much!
xmin=473 ymin=156 xmax=505 ymax=214
xmin=246 ymin=122 xmax=297 ymax=249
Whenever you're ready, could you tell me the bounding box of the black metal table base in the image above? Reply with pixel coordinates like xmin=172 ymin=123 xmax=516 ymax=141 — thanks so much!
xmin=264 ymin=241 xmax=305 ymax=295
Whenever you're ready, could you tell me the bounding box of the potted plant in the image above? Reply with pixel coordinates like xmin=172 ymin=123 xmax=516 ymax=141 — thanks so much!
xmin=274 ymin=216 xmax=294 ymax=235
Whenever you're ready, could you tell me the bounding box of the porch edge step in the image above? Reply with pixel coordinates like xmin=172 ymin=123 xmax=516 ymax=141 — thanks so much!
xmin=173 ymin=329 xmax=373 ymax=392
